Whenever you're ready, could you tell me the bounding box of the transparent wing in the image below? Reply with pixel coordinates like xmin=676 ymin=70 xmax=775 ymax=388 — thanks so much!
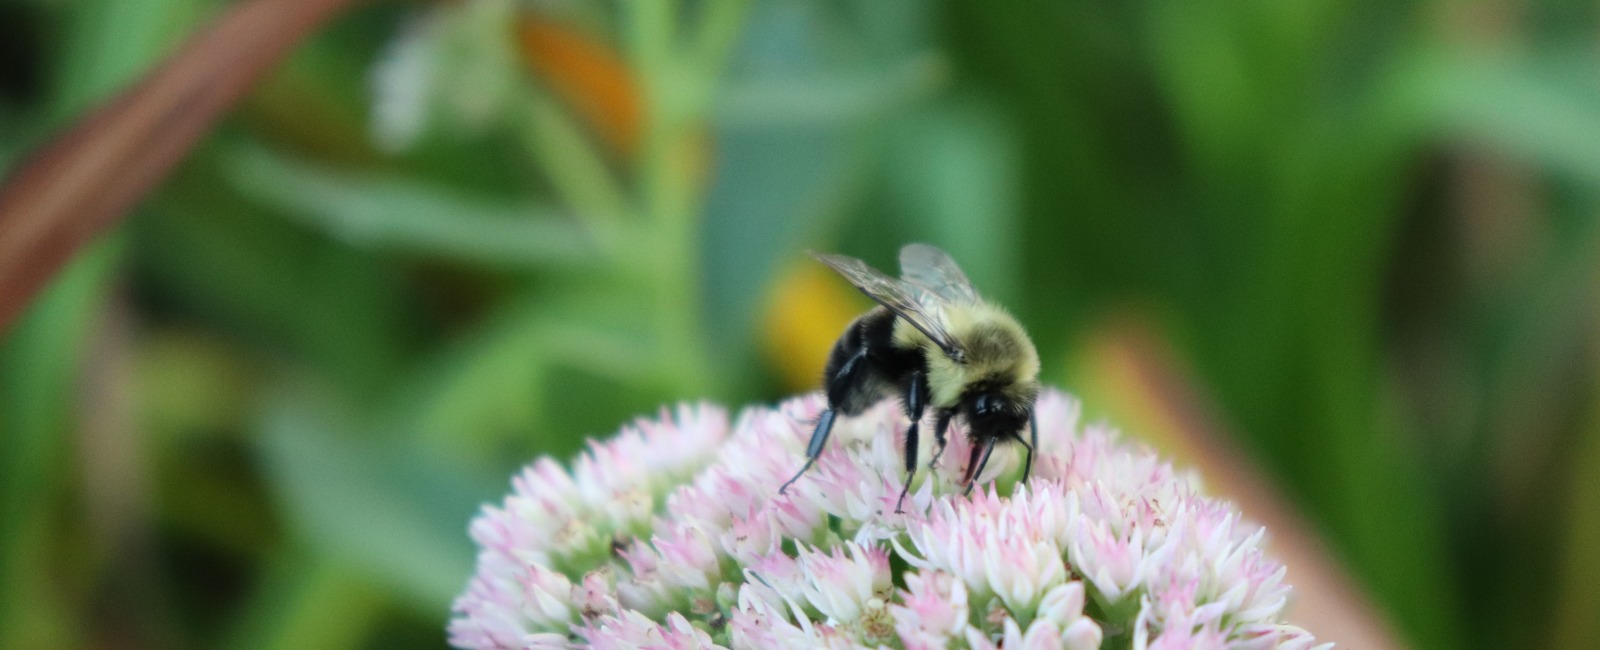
xmin=898 ymin=243 xmax=979 ymax=304
xmin=810 ymin=251 xmax=967 ymax=362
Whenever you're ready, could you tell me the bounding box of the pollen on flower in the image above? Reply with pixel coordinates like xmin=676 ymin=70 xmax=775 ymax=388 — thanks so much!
xmin=448 ymin=389 xmax=1334 ymax=650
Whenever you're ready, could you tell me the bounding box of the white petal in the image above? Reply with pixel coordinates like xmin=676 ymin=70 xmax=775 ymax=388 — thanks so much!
xmin=1062 ymin=618 xmax=1102 ymax=650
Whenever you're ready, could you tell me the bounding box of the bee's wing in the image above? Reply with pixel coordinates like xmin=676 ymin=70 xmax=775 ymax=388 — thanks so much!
xmin=898 ymin=243 xmax=980 ymax=304
xmin=810 ymin=251 xmax=968 ymax=362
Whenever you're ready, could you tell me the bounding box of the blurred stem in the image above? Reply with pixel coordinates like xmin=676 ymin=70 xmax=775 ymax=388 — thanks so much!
xmin=625 ymin=1 xmax=677 ymax=73
xmin=512 ymin=2 xmax=748 ymax=397
xmin=621 ymin=0 xmax=746 ymax=394
xmin=626 ymin=2 xmax=701 ymax=392
xmin=519 ymin=88 xmax=629 ymax=246
xmin=689 ymin=0 xmax=748 ymax=75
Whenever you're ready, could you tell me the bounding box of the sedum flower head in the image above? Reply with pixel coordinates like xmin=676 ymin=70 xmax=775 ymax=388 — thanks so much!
xmin=449 ymin=390 xmax=1331 ymax=649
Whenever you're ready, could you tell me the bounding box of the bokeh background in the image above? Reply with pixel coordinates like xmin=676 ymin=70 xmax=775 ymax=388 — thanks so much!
xmin=3 ymin=0 xmax=1599 ymax=647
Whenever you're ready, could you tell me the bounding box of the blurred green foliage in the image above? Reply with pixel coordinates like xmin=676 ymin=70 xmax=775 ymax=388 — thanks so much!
xmin=3 ymin=0 xmax=1600 ymax=648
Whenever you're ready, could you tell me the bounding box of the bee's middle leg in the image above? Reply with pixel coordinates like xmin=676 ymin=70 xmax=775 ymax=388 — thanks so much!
xmin=894 ymin=370 xmax=930 ymax=513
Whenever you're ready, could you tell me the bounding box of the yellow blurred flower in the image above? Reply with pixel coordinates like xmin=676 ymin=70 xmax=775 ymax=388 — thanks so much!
xmin=761 ymin=261 xmax=870 ymax=392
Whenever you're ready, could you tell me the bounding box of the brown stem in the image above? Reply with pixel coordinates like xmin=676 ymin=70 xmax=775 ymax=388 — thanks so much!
xmin=0 ymin=0 xmax=362 ymax=334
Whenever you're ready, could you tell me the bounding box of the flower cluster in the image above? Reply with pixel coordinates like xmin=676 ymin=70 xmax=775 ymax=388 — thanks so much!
xmin=449 ymin=390 xmax=1331 ymax=649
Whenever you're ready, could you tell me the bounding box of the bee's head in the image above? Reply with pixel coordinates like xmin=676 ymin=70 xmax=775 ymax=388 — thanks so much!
xmin=960 ymin=381 xmax=1035 ymax=441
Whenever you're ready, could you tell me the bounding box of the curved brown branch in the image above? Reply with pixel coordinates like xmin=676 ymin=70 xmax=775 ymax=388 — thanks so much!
xmin=0 ymin=0 xmax=362 ymax=334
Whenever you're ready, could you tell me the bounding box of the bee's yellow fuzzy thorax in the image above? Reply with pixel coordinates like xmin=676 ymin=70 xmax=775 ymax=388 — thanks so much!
xmin=895 ymin=302 xmax=1040 ymax=409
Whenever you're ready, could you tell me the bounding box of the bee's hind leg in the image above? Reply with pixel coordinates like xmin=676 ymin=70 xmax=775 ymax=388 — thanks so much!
xmin=781 ymin=343 xmax=871 ymax=494
xmin=779 ymin=408 xmax=837 ymax=495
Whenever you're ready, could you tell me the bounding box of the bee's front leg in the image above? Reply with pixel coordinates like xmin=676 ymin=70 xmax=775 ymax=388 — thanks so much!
xmin=1025 ymin=411 xmax=1039 ymax=483
xmin=1010 ymin=416 xmax=1037 ymax=487
xmin=927 ymin=409 xmax=955 ymax=469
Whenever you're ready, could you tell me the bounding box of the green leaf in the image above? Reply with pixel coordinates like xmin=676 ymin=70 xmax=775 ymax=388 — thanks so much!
xmin=224 ymin=142 xmax=598 ymax=268
xmin=714 ymin=56 xmax=947 ymax=128
xmin=699 ymin=2 xmax=940 ymax=367
xmin=138 ymin=152 xmax=412 ymax=396
xmin=883 ymin=96 xmax=1022 ymax=302
xmin=515 ymin=89 xmax=631 ymax=232
xmin=258 ymin=391 xmax=500 ymax=615
xmin=0 ymin=240 xmax=123 ymax=649
xmin=1428 ymin=49 xmax=1600 ymax=188
xmin=387 ymin=292 xmax=659 ymax=456
xmin=699 ymin=122 xmax=865 ymax=364
xmin=47 ymin=0 xmax=204 ymax=121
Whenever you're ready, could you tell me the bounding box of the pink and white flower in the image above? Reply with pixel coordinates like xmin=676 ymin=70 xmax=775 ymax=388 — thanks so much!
xmin=449 ymin=389 xmax=1332 ymax=649
xmin=890 ymin=570 xmax=969 ymax=650
xmin=793 ymin=542 xmax=892 ymax=624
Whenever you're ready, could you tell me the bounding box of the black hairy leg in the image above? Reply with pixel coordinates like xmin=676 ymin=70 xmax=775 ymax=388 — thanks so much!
xmin=1011 ymin=411 xmax=1038 ymax=487
xmin=779 ymin=408 xmax=837 ymax=495
xmin=1026 ymin=411 xmax=1038 ymax=483
xmin=894 ymin=370 xmax=930 ymax=513
xmin=926 ymin=409 xmax=955 ymax=469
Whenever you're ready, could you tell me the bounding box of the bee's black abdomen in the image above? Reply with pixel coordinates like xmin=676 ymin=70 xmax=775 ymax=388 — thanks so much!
xmin=822 ymin=307 xmax=924 ymax=416
xmin=821 ymin=308 xmax=892 ymax=415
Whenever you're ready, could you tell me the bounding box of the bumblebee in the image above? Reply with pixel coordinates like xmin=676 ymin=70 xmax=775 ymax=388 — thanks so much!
xmin=778 ymin=244 xmax=1040 ymax=512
